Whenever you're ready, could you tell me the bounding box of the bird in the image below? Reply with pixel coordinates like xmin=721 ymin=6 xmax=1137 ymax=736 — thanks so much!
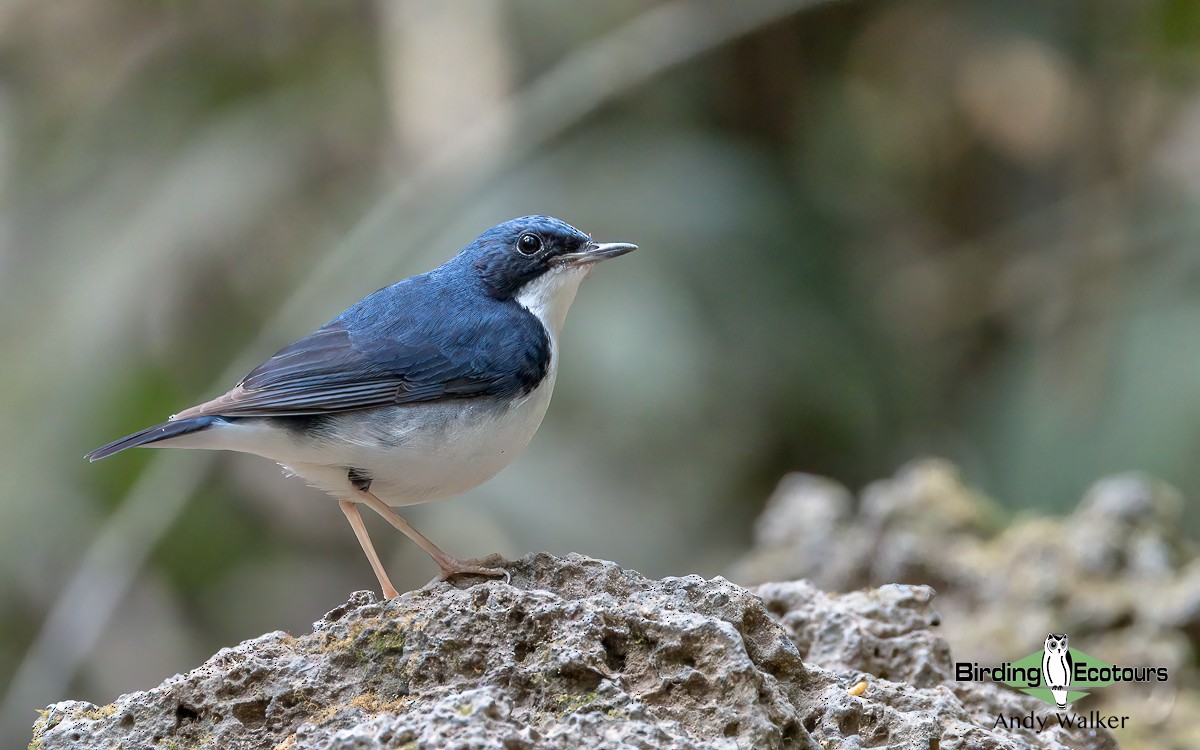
xmin=87 ymin=215 xmax=637 ymax=598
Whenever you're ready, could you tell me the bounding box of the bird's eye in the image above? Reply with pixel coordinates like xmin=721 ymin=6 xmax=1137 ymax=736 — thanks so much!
xmin=517 ymin=233 xmax=542 ymax=256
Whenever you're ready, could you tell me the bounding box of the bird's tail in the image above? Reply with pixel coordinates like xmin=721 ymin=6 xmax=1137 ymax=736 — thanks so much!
xmin=86 ymin=416 xmax=220 ymax=461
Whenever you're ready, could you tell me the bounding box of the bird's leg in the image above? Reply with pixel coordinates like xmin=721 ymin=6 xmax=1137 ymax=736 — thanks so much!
xmin=338 ymin=499 xmax=401 ymax=599
xmin=352 ymin=488 xmax=510 ymax=584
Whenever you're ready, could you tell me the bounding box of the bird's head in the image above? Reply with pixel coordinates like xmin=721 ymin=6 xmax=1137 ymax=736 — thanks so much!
xmin=457 ymin=215 xmax=637 ymax=333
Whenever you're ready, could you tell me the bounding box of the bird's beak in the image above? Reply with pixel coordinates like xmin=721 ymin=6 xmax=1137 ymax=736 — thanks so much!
xmin=554 ymin=241 xmax=638 ymax=267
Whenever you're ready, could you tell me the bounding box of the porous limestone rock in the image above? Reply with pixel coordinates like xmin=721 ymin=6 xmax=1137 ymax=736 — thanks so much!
xmin=734 ymin=459 xmax=1196 ymax=750
xmin=32 ymin=553 xmax=1116 ymax=749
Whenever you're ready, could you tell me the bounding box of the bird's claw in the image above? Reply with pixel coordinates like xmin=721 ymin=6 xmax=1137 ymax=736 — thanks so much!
xmin=423 ymin=558 xmax=511 ymax=588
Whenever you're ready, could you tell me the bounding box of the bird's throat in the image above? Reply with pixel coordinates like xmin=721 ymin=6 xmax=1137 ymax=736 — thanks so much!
xmin=514 ymin=265 xmax=592 ymax=338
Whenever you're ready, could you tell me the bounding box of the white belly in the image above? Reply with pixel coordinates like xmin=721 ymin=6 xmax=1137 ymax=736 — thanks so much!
xmin=171 ymin=370 xmax=557 ymax=507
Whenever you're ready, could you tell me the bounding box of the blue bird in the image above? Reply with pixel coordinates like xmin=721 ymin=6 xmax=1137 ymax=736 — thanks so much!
xmin=88 ymin=216 xmax=636 ymax=597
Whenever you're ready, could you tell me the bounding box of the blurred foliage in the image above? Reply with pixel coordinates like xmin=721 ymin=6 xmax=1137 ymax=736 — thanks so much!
xmin=2 ymin=0 xmax=1200 ymax=746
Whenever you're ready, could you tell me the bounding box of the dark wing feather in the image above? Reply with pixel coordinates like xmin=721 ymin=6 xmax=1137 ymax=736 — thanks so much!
xmin=175 ymin=283 xmax=550 ymax=419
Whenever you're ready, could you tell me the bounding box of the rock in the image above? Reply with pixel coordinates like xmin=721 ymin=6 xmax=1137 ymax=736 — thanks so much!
xmin=733 ymin=459 xmax=1003 ymax=594
xmin=32 ymin=553 xmax=1115 ymax=750
xmin=754 ymin=580 xmax=951 ymax=687
xmin=733 ymin=459 xmax=1197 ymax=750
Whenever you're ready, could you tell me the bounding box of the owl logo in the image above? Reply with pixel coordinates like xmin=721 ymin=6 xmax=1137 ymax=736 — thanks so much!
xmin=1042 ymin=633 xmax=1072 ymax=708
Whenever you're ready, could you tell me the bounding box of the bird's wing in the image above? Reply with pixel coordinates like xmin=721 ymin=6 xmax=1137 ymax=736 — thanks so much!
xmin=174 ymin=311 xmax=549 ymax=419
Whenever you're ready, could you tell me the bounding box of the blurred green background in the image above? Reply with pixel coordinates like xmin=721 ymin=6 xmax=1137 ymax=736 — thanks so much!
xmin=3 ymin=0 xmax=1200 ymax=744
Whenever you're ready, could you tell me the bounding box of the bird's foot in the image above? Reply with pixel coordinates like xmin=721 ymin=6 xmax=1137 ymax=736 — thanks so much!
xmin=423 ymin=554 xmax=511 ymax=588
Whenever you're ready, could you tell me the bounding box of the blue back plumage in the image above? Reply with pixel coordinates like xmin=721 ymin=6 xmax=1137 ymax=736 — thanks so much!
xmin=189 ymin=215 xmax=595 ymax=416
xmin=87 ymin=216 xmax=597 ymax=458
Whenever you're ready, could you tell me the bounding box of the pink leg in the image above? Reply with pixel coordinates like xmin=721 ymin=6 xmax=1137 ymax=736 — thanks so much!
xmin=339 ymin=499 xmax=401 ymax=599
xmin=353 ymin=489 xmax=509 ymax=583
